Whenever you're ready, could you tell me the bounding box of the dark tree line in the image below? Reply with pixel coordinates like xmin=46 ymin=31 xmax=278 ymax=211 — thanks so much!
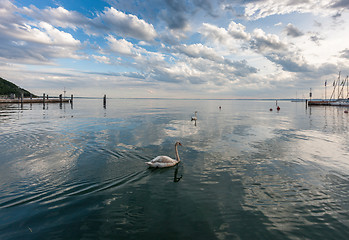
xmin=0 ymin=77 xmax=36 ymax=98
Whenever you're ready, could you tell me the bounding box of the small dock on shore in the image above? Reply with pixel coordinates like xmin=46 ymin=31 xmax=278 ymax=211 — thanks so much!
xmin=308 ymin=100 xmax=349 ymax=106
xmin=307 ymin=100 xmax=330 ymax=106
xmin=0 ymin=94 xmax=73 ymax=105
xmin=0 ymin=98 xmax=70 ymax=104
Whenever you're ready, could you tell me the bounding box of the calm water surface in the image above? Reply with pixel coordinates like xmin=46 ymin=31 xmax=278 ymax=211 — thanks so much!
xmin=0 ymin=99 xmax=349 ymax=239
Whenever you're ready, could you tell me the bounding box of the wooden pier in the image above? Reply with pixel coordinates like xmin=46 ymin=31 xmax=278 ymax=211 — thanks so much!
xmin=307 ymin=100 xmax=330 ymax=106
xmin=0 ymin=98 xmax=70 ymax=104
xmin=308 ymin=100 xmax=349 ymax=106
xmin=0 ymin=94 xmax=73 ymax=104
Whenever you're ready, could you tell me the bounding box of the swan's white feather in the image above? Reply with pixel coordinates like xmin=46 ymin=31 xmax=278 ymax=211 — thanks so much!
xmin=191 ymin=111 xmax=197 ymax=121
xmin=146 ymin=156 xmax=179 ymax=168
xmin=146 ymin=141 xmax=182 ymax=168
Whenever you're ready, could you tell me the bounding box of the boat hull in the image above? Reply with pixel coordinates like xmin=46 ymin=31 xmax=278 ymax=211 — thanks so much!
xmin=308 ymin=100 xmax=349 ymax=106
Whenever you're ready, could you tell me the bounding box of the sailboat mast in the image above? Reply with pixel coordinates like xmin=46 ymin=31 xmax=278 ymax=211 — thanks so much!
xmin=346 ymin=76 xmax=349 ymax=99
xmin=337 ymin=71 xmax=341 ymax=99
xmin=338 ymin=74 xmax=347 ymax=99
xmin=329 ymin=72 xmax=341 ymax=100
xmin=330 ymin=78 xmax=336 ymax=100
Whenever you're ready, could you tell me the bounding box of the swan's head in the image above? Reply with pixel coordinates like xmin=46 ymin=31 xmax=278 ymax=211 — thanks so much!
xmin=175 ymin=141 xmax=182 ymax=146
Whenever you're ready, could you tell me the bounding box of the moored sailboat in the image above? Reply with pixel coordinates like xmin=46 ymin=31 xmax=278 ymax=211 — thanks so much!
xmin=308 ymin=72 xmax=349 ymax=106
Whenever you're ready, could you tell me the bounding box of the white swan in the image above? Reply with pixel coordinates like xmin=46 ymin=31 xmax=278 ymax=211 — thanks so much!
xmin=191 ymin=111 xmax=197 ymax=121
xmin=146 ymin=142 xmax=182 ymax=168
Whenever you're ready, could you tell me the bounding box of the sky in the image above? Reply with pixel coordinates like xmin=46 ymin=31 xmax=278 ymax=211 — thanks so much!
xmin=0 ymin=0 xmax=349 ymax=99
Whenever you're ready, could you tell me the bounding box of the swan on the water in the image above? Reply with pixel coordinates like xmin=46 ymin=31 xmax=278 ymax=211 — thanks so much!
xmin=146 ymin=142 xmax=182 ymax=168
xmin=191 ymin=111 xmax=197 ymax=121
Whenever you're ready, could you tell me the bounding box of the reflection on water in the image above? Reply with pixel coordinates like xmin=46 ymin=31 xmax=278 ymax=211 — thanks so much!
xmin=0 ymin=99 xmax=349 ymax=239
xmin=174 ymin=164 xmax=183 ymax=182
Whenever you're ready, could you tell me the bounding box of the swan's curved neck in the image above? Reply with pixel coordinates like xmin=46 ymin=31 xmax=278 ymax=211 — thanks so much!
xmin=175 ymin=144 xmax=180 ymax=162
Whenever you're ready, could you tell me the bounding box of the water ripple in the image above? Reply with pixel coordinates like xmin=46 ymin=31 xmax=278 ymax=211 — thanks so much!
xmin=0 ymin=169 xmax=148 ymax=209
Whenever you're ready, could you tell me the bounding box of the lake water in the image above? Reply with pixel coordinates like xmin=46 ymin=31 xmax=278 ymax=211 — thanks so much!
xmin=0 ymin=99 xmax=349 ymax=239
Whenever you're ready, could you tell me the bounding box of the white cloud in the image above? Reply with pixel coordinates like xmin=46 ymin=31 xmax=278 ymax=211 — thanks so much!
xmin=9 ymin=23 xmax=52 ymax=45
xmin=0 ymin=1 xmax=82 ymax=64
xmin=107 ymin=36 xmax=136 ymax=56
xmin=250 ymin=28 xmax=313 ymax=73
xmin=38 ymin=22 xmax=80 ymax=46
xmin=0 ymin=22 xmax=81 ymax=64
xmin=251 ymin=28 xmax=287 ymax=52
xmin=19 ymin=4 xmax=158 ymax=42
xmin=0 ymin=0 xmax=17 ymax=23
xmin=99 ymin=7 xmax=157 ymax=41
xmin=243 ymin=0 xmax=339 ymax=20
xmin=198 ymin=21 xmax=253 ymax=54
xmin=174 ymin=43 xmax=224 ymax=62
xmin=198 ymin=21 xmax=317 ymax=76
xmin=284 ymin=23 xmax=304 ymax=37
xmin=340 ymin=49 xmax=349 ymax=59
xmin=173 ymin=43 xmax=257 ymax=78
xmin=92 ymin=55 xmax=111 ymax=64
xmin=228 ymin=21 xmax=251 ymax=40
xmin=199 ymin=23 xmax=233 ymax=46
xmin=21 ymin=6 xmax=85 ymax=30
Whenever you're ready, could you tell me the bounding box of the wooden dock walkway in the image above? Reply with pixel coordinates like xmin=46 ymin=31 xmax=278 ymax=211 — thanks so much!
xmin=308 ymin=100 xmax=349 ymax=106
xmin=0 ymin=93 xmax=73 ymax=104
xmin=0 ymin=98 xmax=70 ymax=104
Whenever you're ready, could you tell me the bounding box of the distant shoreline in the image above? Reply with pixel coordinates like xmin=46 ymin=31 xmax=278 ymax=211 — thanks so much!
xmin=0 ymin=96 xmax=313 ymax=101
xmin=70 ymin=97 xmax=311 ymax=101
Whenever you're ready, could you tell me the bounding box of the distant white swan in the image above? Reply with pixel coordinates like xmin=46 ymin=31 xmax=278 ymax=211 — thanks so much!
xmin=191 ymin=111 xmax=197 ymax=121
xmin=146 ymin=142 xmax=182 ymax=168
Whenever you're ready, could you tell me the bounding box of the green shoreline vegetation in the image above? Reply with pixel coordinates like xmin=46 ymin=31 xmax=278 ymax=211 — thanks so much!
xmin=0 ymin=77 xmax=36 ymax=98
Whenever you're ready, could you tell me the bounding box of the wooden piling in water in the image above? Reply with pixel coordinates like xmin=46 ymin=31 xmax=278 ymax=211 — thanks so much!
xmin=43 ymin=93 xmax=45 ymax=109
xmin=70 ymin=94 xmax=73 ymax=109
xmin=20 ymin=93 xmax=23 ymax=108
xmin=103 ymin=94 xmax=106 ymax=108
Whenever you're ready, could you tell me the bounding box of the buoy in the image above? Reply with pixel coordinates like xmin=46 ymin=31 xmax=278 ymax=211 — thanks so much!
xmin=345 ymin=110 xmax=348 ymax=113
xmin=269 ymin=108 xmax=273 ymax=111
xmin=219 ymin=106 xmax=221 ymax=110
xmin=277 ymin=106 xmax=280 ymax=111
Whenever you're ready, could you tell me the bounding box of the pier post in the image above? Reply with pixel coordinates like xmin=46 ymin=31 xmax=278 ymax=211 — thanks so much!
xmin=70 ymin=94 xmax=73 ymax=109
xmin=59 ymin=94 xmax=63 ymax=109
xmin=103 ymin=94 xmax=106 ymax=109
xmin=20 ymin=93 xmax=23 ymax=108
xmin=43 ymin=93 xmax=46 ymax=109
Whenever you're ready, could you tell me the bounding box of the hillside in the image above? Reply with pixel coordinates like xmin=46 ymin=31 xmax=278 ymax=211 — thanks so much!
xmin=0 ymin=77 xmax=36 ymax=98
